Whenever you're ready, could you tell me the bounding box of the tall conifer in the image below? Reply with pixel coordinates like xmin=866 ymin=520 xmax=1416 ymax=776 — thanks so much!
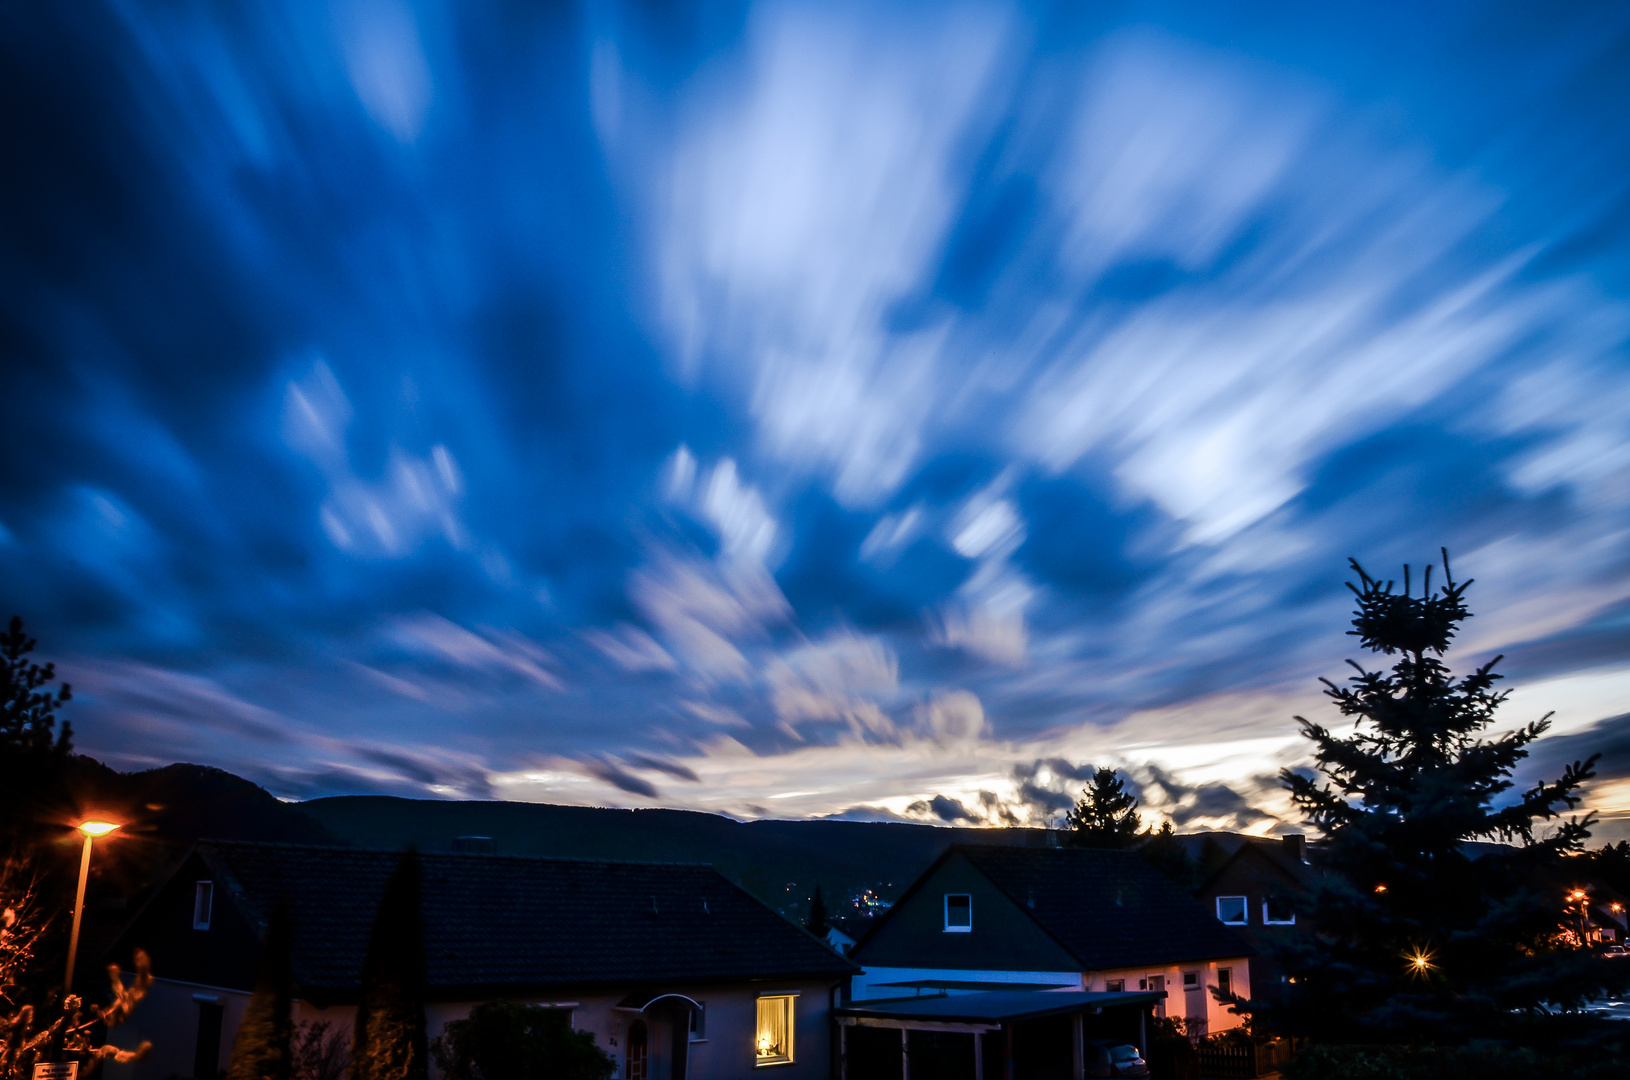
xmin=226 ymin=903 xmax=294 ymax=1080
xmin=351 ymin=851 xmax=427 ymax=1080
xmin=1064 ymin=767 xmax=1141 ymax=848
xmin=1254 ymin=552 xmax=1629 ymax=1042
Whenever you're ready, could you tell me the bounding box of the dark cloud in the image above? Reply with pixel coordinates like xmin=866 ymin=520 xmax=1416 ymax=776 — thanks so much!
xmin=582 ymin=759 xmax=660 ymax=799
xmin=905 ymin=795 xmax=976 ymax=823
xmin=1142 ymin=765 xmax=1274 ymax=831
xmin=624 ymin=754 xmax=702 ymax=783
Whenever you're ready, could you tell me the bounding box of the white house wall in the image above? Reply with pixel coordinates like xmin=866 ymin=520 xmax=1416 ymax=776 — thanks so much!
xmin=110 ymin=976 xmax=840 ymax=1080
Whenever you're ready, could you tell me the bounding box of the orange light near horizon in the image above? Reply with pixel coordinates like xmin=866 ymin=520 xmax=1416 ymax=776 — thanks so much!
xmin=1374 ymin=883 xmax=1387 ymax=894
xmin=76 ymin=821 xmax=120 ymax=837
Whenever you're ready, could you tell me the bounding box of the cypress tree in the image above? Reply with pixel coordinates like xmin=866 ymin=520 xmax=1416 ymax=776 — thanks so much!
xmin=805 ymin=886 xmax=830 ymax=936
xmin=351 ymin=851 xmax=428 ymax=1080
xmin=1252 ymin=552 xmax=1630 ymax=1043
xmin=1064 ymin=767 xmax=1141 ymax=848
xmin=226 ymin=902 xmax=294 ymax=1080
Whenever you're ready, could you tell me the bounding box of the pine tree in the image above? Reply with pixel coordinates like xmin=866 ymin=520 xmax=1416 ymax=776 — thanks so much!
xmin=351 ymin=851 xmax=428 ymax=1080
xmin=1138 ymin=821 xmax=1195 ymax=890
xmin=1253 ymin=551 xmax=1629 ymax=1043
xmin=226 ymin=903 xmax=294 ymax=1080
xmin=805 ymin=886 xmax=830 ymax=937
xmin=0 ymin=617 xmax=74 ymax=853
xmin=1064 ymin=767 xmax=1141 ymax=848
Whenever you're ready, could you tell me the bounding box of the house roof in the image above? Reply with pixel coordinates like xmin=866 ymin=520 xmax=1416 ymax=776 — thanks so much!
xmin=182 ymin=841 xmax=855 ymax=997
xmin=866 ymin=845 xmax=1251 ymax=970
xmin=1197 ymin=838 xmax=1318 ymax=896
xmin=836 ymin=989 xmax=1165 ymax=1025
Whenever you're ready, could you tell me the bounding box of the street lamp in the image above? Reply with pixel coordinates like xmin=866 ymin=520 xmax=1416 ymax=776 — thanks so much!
xmin=65 ymin=820 xmax=120 ymax=994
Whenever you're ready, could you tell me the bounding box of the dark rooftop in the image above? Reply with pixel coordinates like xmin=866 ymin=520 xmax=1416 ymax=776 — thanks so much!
xmin=956 ymin=845 xmax=1253 ymax=969
xmin=837 ymin=989 xmax=1165 ymax=1024
xmin=193 ymin=841 xmax=855 ymax=996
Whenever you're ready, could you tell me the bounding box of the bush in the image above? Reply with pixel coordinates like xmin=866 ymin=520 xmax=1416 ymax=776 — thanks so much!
xmin=1283 ymin=1043 xmax=1630 ymax=1080
xmin=430 ymin=1001 xmax=613 ymax=1080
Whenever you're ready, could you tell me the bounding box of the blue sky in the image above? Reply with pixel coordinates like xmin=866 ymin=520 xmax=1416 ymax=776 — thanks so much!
xmin=5 ymin=1 xmax=1630 ymax=835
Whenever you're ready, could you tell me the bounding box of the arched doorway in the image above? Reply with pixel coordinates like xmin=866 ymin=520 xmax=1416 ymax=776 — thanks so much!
xmin=626 ymin=1019 xmax=648 ymax=1080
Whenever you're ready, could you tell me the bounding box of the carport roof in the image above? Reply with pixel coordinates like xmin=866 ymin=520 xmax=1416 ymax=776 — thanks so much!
xmin=836 ymin=989 xmax=1164 ymax=1024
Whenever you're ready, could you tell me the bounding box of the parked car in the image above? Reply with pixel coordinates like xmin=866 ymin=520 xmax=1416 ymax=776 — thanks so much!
xmin=1086 ymin=1040 xmax=1150 ymax=1078
xmin=1605 ymin=944 xmax=1628 ymax=958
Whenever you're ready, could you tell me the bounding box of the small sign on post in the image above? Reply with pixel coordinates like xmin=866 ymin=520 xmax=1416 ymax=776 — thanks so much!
xmin=33 ymin=1063 xmax=79 ymax=1080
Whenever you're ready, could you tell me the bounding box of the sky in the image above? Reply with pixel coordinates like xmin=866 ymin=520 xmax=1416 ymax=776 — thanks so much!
xmin=4 ymin=1 xmax=1630 ymax=838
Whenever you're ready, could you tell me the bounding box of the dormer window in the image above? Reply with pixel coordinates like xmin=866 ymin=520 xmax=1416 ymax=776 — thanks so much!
xmin=193 ymin=881 xmax=214 ymax=930
xmin=1262 ymin=897 xmax=1296 ymax=925
xmin=944 ymin=893 xmax=972 ymax=932
xmin=1215 ymin=896 xmax=1247 ymax=925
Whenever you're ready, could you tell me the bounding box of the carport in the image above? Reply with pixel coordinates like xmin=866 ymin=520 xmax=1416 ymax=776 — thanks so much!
xmin=836 ymin=989 xmax=1164 ymax=1080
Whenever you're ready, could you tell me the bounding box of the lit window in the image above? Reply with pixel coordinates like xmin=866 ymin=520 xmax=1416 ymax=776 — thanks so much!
xmin=1105 ymin=979 xmax=1125 ymax=992
xmin=755 ymin=996 xmax=794 ymax=1065
xmin=193 ymin=882 xmax=214 ymax=930
xmin=1215 ymin=896 xmax=1247 ymax=925
xmin=1262 ymin=897 xmax=1296 ymax=925
xmin=944 ymin=894 xmax=972 ymax=932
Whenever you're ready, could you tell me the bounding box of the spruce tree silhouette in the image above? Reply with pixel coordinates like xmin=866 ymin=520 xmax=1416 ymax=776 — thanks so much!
xmin=351 ymin=851 xmax=427 ymax=1080
xmin=1064 ymin=767 xmax=1141 ymax=848
xmin=1246 ymin=551 xmax=1630 ymax=1043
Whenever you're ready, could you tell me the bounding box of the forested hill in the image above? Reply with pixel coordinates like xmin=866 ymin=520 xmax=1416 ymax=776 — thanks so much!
xmin=300 ymin=795 xmax=1059 ymax=918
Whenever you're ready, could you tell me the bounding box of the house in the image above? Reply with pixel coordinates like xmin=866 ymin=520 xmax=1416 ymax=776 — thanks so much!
xmin=848 ymin=845 xmax=1253 ymax=1038
xmin=104 ymin=842 xmax=856 ymax=1080
xmin=1196 ymin=835 xmax=1318 ymax=987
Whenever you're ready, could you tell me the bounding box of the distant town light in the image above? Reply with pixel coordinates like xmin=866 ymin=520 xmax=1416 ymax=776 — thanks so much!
xmin=1373 ymin=883 xmax=1387 ymax=894
xmin=77 ymin=821 xmax=120 ymax=837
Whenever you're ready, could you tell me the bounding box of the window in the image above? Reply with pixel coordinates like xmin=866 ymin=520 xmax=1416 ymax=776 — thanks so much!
xmin=1182 ymin=971 xmax=1198 ymax=989
xmin=1215 ymin=896 xmax=1247 ymax=925
xmin=1105 ymin=979 xmax=1125 ymax=992
xmin=755 ymin=996 xmax=794 ymax=1065
xmin=943 ymin=893 xmax=972 ymax=932
xmin=1262 ymin=897 xmax=1296 ymax=925
xmin=689 ymin=1002 xmax=706 ymax=1042
xmin=1217 ymin=968 xmax=1232 ymax=995
xmin=193 ymin=881 xmax=214 ymax=930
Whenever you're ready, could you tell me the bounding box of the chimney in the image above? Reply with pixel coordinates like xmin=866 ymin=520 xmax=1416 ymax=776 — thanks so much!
xmin=1282 ymin=834 xmax=1307 ymax=863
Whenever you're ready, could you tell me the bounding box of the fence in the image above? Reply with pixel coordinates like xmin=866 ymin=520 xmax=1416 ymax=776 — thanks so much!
xmin=1193 ymin=1039 xmax=1291 ymax=1078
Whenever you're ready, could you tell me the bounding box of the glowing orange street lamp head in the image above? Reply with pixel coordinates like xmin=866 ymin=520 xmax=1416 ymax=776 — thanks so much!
xmin=1568 ymin=889 xmax=1587 ymax=902
xmin=77 ymin=821 xmax=120 ymax=837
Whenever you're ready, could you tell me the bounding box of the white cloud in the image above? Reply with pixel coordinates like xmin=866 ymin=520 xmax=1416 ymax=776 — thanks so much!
xmin=283 ymin=361 xmax=470 ymax=557
xmin=585 ymin=623 xmax=679 ymax=674
xmin=646 ymin=4 xmax=1014 ymax=504
xmin=387 ymin=612 xmax=564 ymax=691
xmin=629 ymin=552 xmax=791 ymax=682
xmin=336 ymin=0 xmax=433 ymax=142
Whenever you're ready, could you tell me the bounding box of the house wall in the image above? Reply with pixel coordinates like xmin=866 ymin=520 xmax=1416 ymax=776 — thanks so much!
xmin=1083 ymin=959 xmax=1250 ymax=1036
xmin=853 ymin=853 xmax=1083 ymax=973
xmin=1197 ymin=848 xmax=1305 ymax=986
xmin=109 ymin=977 xmax=842 ymax=1080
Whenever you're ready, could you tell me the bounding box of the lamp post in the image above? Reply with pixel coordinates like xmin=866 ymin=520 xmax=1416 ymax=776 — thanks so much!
xmin=65 ymin=820 xmax=120 ymax=994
